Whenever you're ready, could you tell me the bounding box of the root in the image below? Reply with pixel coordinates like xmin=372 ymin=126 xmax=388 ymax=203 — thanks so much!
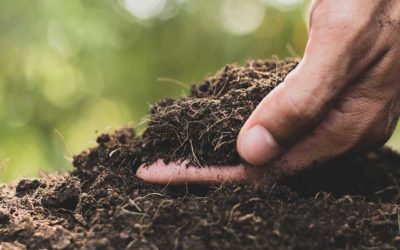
xmin=227 ymin=203 xmax=241 ymax=225
xmin=153 ymin=199 xmax=174 ymax=221
xmin=189 ymin=140 xmax=202 ymax=167
xmin=133 ymin=193 xmax=164 ymax=202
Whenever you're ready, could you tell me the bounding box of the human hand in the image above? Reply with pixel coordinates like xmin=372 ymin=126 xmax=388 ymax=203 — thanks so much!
xmin=137 ymin=0 xmax=400 ymax=185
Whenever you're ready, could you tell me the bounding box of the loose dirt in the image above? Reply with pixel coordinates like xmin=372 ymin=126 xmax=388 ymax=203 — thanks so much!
xmin=1 ymin=59 xmax=400 ymax=249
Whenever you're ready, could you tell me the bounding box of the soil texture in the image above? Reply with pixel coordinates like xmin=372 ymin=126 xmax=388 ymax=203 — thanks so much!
xmin=1 ymin=59 xmax=400 ymax=249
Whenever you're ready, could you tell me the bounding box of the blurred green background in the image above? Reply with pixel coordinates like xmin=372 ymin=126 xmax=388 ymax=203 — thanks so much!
xmin=1 ymin=0 xmax=399 ymax=182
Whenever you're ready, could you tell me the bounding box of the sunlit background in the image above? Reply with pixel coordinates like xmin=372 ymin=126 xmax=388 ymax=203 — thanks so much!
xmin=1 ymin=0 xmax=399 ymax=182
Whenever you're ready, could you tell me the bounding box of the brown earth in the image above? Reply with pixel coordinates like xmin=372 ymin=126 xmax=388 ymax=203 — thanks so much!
xmin=1 ymin=59 xmax=400 ymax=249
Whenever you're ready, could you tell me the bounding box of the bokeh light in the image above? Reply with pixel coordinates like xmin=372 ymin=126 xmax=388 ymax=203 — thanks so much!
xmin=220 ymin=0 xmax=266 ymax=35
xmin=121 ymin=0 xmax=168 ymax=20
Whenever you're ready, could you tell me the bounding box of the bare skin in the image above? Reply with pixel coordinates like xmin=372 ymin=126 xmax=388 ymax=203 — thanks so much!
xmin=137 ymin=0 xmax=400 ymax=185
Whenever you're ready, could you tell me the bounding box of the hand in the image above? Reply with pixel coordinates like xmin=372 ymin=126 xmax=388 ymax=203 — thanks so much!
xmin=137 ymin=0 xmax=400 ymax=185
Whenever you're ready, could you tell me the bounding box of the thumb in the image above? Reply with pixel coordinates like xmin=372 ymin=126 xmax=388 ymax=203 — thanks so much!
xmin=237 ymin=33 xmax=384 ymax=166
xmin=237 ymin=58 xmax=338 ymax=166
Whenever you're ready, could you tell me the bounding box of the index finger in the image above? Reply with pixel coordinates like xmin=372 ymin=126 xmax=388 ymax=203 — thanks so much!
xmin=136 ymin=160 xmax=270 ymax=186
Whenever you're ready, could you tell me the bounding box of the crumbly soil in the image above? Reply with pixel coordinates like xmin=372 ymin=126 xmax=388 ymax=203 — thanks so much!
xmin=1 ymin=59 xmax=400 ymax=250
xmin=141 ymin=59 xmax=298 ymax=166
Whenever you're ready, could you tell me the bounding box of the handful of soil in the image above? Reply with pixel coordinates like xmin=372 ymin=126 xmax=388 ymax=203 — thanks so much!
xmin=1 ymin=59 xmax=400 ymax=249
xmin=141 ymin=59 xmax=298 ymax=166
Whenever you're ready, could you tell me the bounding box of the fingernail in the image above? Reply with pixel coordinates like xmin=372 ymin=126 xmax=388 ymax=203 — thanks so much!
xmin=238 ymin=125 xmax=280 ymax=166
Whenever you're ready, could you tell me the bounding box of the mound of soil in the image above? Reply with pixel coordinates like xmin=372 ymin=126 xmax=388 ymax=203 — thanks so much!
xmin=141 ymin=59 xmax=298 ymax=166
xmin=1 ymin=59 xmax=400 ymax=249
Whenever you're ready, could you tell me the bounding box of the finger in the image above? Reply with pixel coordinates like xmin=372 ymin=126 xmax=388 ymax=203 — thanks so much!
xmin=269 ymin=95 xmax=394 ymax=175
xmin=237 ymin=3 xmax=392 ymax=166
xmin=268 ymin=48 xmax=400 ymax=174
xmin=136 ymin=160 xmax=269 ymax=186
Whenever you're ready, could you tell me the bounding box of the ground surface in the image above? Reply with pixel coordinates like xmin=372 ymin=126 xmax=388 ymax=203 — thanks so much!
xmin=1 ymin=59 xmax=400 ymax=250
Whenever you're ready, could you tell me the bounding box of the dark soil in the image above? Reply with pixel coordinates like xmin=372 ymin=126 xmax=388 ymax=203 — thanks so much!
xmin=141 ymin=59 xmax=298 ymax=166
xmin=1 ymin=59 xmax=400 ymax=249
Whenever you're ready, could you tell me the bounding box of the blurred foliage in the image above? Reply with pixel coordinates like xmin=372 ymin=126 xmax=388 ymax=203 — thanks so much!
xmin=0 ymin=0 xmax=398 ymax=182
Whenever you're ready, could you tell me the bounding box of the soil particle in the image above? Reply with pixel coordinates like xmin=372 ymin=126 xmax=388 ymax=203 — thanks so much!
xmin=16 ymin=179 xmax=41 ymax=195
xmin=0 ymin=209 xmax=10 ymax=224
xmin=0 ymin=59 xmax=400 ymax=249
xmin=41 ymin=177 xmax=80 ymax=210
